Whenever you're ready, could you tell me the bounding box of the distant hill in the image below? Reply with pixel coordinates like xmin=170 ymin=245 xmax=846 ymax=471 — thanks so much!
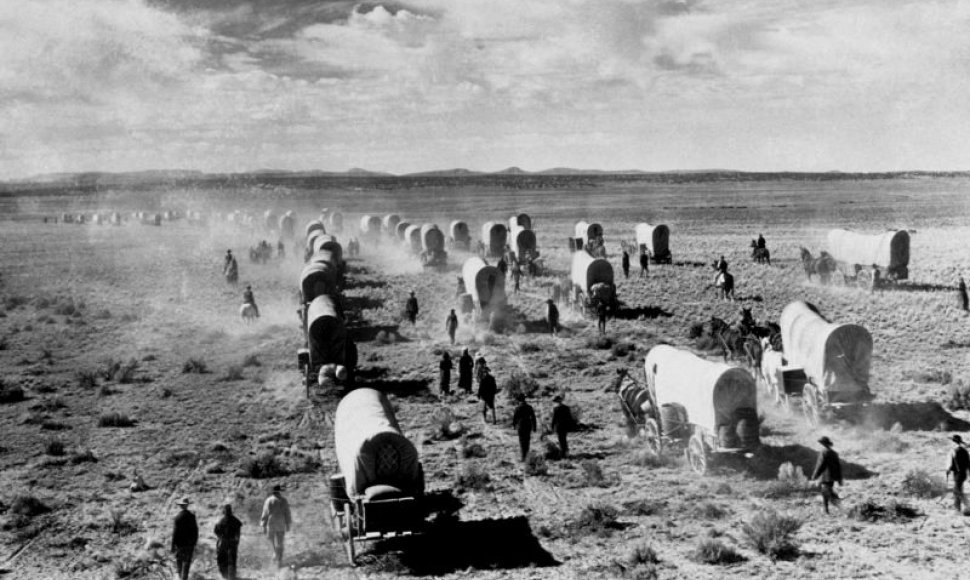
xmin=403 ymin=168 xmax=484 ymax=177
xmin=493 ymin=166 xmax=528 ymax=175
xmin=536 ymin=167 xmax=649 ymax=175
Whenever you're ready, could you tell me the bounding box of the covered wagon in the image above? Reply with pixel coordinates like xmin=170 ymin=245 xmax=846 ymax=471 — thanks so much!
xmin=509 ymin=225 xmax=538 ymax=263
xmin=481 ymin=222 xmax=507 ymax=258
xmin=279 ymin=211 xmax=296 ymax=239
xmin=779 ymin=301 xmax=873 ymax=425
xmin=570 ymin=251 xmax=616 ymax=314
xmin=635 ymin=223 xmax=671 ymax=264
xmin=359 ymin=215 xmax=381 ymax=243
xmin=312 ymin=235 xmax=344 ymax=268
xmin=825 ymin=228 xmax=909 ymax=288
xmin=300 ymin=259 xmax=341 ymax=305
xmin=382 ymin=214 xmax=401 ymax=236
xmin=264 ymin=210 xmax=278 ymax=231
xmin=403 ymin=224 xmax=422 ymax=254
xmin=395 ymin=221 xmax=411 ymax=241
xmin=573 ymin=221 xmax=605 ymax=257
xmin=305 ymin=219 xmax=326 ymax=240
xmin=641 ymin=346 xmax=760 ymax=474
xmin=328 ymin=211 xmax=344 ymax=233
xmin=420 ymin=224 xmax=447 ymax=267
xmin=449 ymin=220 xmax=471 ymax=250
xmin=297 ymin=295 xmax=356 ymax=395
xmin=508 ymin=213 xmax=532 ymax=231
xmin=331 ymin=388 xmax=425 ymax=564
xmin=461 ymin=257 xmax=506 ymax=319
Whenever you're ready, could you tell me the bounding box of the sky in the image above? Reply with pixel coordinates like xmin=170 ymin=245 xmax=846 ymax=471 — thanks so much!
xmin=0 ymin=0 xmax=968 ymax=178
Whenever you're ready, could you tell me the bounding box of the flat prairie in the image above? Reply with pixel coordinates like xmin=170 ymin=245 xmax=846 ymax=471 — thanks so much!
xmin=1 ymin=176 xmax=969 ymax=579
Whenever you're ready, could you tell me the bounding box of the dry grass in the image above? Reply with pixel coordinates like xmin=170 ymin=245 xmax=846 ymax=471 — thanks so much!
xmin=741 ymin=510 xmax=802 ymax=561
xmin=97 ymin=412 xmax=135 ymax=428
xmin=692 ymin=537 xmax=745 ymax=565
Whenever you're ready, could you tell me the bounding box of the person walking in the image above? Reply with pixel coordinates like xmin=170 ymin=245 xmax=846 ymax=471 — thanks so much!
xmin=455 ymin=276 xmax=466 ymax=298
xmin=550 ymin=395 xmax=574 ymax=458
xmin=621 ymin=250 xmax=630 ymax=279
xmin=478 ymin=367 xmax=497 ymax=424
xmin=439 ymin=351 xmax=453 ymax=396
xmin=596 ymin=300 xmax=608 ymax=334
xmin=475 ymin=354 xmax=487 ymax=386
xmin=171 ymin=497 xmax=198 ymax=580
xmin=811 ymin=436 xmax=843 ymax=515
xmin=947 ymin=434 xmax=970 ymax=513
xmin=445 ymin=309 xmax=459 ymax=344
xmin=959 ymin=277 xmax=968 ymax=313
xmin=260 ymin=484 xmax=292 ymax=567
xmin=639 ymin=252 xmax=649 ymax=278
xmin=214 ymin=504 xmax=242 ymax=580
xmin=497 ymin=256 xmax=508 ymax=277
xmin=243 ymin=284 xmax=260 ymax=317
xmin=546 ymin=299 xmax=559 ymax=336
xmin=512 ymin=265 xmax=521 ymax=293
xmin=458 ymin=348 xmax=474 ymax=394
xmin=405 ymin=291 xmax=419 ymax=325
xmin=224 ymin=249 xmax=234 ymax=271
xmin=512 ymin=395 xmax=537 ymax=461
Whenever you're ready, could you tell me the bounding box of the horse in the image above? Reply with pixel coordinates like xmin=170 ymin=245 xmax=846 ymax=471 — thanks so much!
xmin=750 ymin=240 xmax=770 ymax=265
xmin=799 ymin=247 xmax=836 ymax=284
xmin=714 ymin=271 xmax=735 ymax=301
xmin=240 ymin=303 xmax=258 ymax=323
xmin=224 ymin=261 xmax=238 ymax=285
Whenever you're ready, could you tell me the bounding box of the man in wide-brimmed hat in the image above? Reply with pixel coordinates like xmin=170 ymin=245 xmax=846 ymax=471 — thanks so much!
xmin=811 ymin=437 xmax=843 ymax=515
xmin=171 ymin=497 xmax=198 ymax=580
xmin=405 ymin=290 xmax=419 ymax=325
xmin=550 ymin=395 xmax=575 ymax=459
xmin=947 ymin=434 xmax=970 ymax=513
xmin=512 ymin=393 xmax=537 ymax=462
xmin=214 ymin=503 xmax=242 ymax=580
xmin=260 ymin=484 xmax=292 ymax=566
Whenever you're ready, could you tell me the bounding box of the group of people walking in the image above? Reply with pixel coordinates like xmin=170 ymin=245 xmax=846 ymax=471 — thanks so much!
xmin=169 ymin=485 xmax=291 ymax=580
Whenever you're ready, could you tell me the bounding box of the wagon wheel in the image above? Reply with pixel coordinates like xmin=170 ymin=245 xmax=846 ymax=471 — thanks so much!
xmin=802 ymin=385 xmax=820 ymax=427
xmin=686 ymin=433 xmax=709 ymax=475
xmin=641 ymin=418 xmax=662 ymax=455
xmin=344 ymin=504 xmax=357 ymax=565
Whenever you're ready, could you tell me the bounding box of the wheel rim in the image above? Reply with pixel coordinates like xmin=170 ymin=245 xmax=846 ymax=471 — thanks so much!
xmin=688 ymin=436 xmax=707 ymax=475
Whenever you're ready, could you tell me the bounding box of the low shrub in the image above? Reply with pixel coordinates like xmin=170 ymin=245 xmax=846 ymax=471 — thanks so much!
xmin=0 ymin=381 xmax=25 ymax=404
xmin=53 ymin=301 xmax=76 ymax=316
xmin=586 ymin=335 xmax=613 ymax=350
xmin=692 ymin=538 xmax=745 ymax=565
xmin=70 ymin=449 xmax=98 ymax=464
xmin=237 ymin=451 xmax=286 ymax=479
xmin=182 ymin=358 xmax=208 ymax=374
xmin=118 ymin=359 xmax=139 ymax=384
xmin=622 ymin=499 xmax=663 ymax=516
xmin=762 ymin=461 xmax=812 ymax=499
xmin=224 ymin=365 xmax=244 ymax=381
xmin=580 ymin=460 xmax=617 ymax=487
xmin=517 ymin=341 xmax=543 ymax=353
xmin=98 ymin=384 xmax=115 ymax=398
xmin=44 ymin=437 xmax=66 ymax=456
xmin=631 ymin=450 xmax=670 ymax=468
xmin=94 ymin=309 xmax=112 ymax=319
xmin=688 ymin=322 xmax=705 ymax=339
xmin=4 ymin=295 xmax=29 ymax=310
xmin=611 ymin=342 xmax=634 ymax=357
xmin=696 ymin=501 xmax=729 ymax=519
xmin=242 ymin=354 xmax=261 ymax=367
xmin=571 ymin=502 xmax=621 ymax=537
xmin=503 ymin=372 xmax=540 ymax=401
xmin=741 ymin=510 xmax=802 ymax=561
xmin=947 ymin=380 xmax=970 ymax=411
xmin=901 ymin=468 xmax=946 ymax=498
xmin=456 ymin=461 xmax=491 ymax=491
xmin=620 ymin=542 xmax=660 ymax=578
xmin=41 ymin=420 xmax=69 ymax=431
xmin=76 ymin=370 xmax=98 ymax=389
xmin=9 ymin=495 xmax=50 ymax=517
xmin=848 ymin=500 xmax=921 ymax=523
xmin=98 ymin=412 xmax=135 ymax=428
xmin=525 ymin=451 xmax=548 ymax=476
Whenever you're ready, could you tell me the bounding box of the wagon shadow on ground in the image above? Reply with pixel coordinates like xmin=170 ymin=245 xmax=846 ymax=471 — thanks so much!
xmin=343 ymin=295 xmax=385 ymax=311
xmin=356 ymin=378 xmax=432 ymax=399
xmin=360 ymin=515 xmax=558 ymax=575
xmin=613 ymin=305 xmax=673 ymax=320
xmin=349 ymin=324 xmax=404 ymax=343
xmin=732 ymin=444 xmax=875 ymax=481
xmin=883 ymin=281 xmax=957 ymax=293
xmin=835 ymin=401 xmax=970 ymax=431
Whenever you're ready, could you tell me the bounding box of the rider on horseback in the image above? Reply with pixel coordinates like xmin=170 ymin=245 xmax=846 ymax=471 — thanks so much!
xmin=224 ymin=249 xmax=234 ymax=270
xmin=715 ymin=255 xmax=728 ymax=284
xmin=757 ymin=234 xmax=766 ymax=249
xmin=243 ymin=285 xmax=260 ymax=317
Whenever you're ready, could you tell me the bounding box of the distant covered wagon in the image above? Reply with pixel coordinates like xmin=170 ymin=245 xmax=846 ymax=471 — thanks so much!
xmin=264 ymin=210 xmax=278 ymax=231
xmin=573 ymin=221 xmax=605 ymax=257
xmin=359 ymin=215 xmax=381 ymax=242
xmin=395 ymin=222 xmax=411 ymax=240
xmin=305 ymin=220 xmax=325 ymax=239
xmin=298 ymin=294 xmax=356 ymax=394
xmin=481 ymin=222 xmax=507 ymax=258
xmin=328 ymin=211 xmax=344 ymax=233
xmin=420 ymin=224 xmax=447 ymax=267
xmin=382 ymin=214 xmax=402 ymax=236
xmin=779 ymin=301 xmax=873 ymax=425
xmin=509 ymin=225 xmax=538 ymax=262
xmin=312 ymin=235 xmax=344 ymax=268
xmin=641 ymin=345 xmax=760 ymax=474
xmin=508 ymin=213 xmax=532 ymax=231
xmin=330 ymin=388 xmax=425 ymax=564
xmin=461 ymin=257 xmax=506 ymax=319
xmin=403 ymin=225 xmax=422 ymax=254
xmin=635 ymin=223 xmax=671 ymax=264
xmin=279 ymin=211 xmax=296 ymax=239
xmin=300 ymin=259 xmax=341 ymax=305
xmin=826 ymin=228 xmax=909 ymax=288
xmin=570 ymin=251 xmax=616 ymax=314
xmin=449 ymin=220 xmax=471 ymax=250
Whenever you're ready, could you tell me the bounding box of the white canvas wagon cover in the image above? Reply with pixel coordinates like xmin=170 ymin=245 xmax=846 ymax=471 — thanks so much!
xmin=574 ymin=221 xmax=603 ymax=242
xmin=305 ymin=220 xmax=325 ymax=239
xmin=404 ymin=224 xmax=422 ymax=253
xmin=509 ymin=214 xmax=532 ymax=231
xmin=780 ymin=301 xmax=872 ymax=397
xmin=571 ymin=251 xmax=613 ymax=293
xmin=826 ymin=228 xmax=909 ymax=271
xmin=481 ymin=222 xmax=507 ymax=256
xmin=509 ymin=225 xmax=537 ymax=257
xmin=312 ymin=235 xmax=343 ymax=264
xmin=328 ymin=211 xmax=343 ymax=230
xmin=449 ymin=221 xmax=470 ymax=243
xmin=635 ymin=223 xmax=669 ymax=257
xmin=462 ymin=257 xmax=505 ymax=309
xmin=301 ymin=260 xmax=339 ymax=304
xmin=644 ymin=345 xmax=757 ymax=434
xmin=335 ymin=388 xmax=424 ymax=497
xmin=307 ymin=295 xmax=346 ymax=365
xmin=420 ymin=224 xmax=445 ymax=252
xmin=359 ymin=215 xmax=381 ymax=234
xmin=382 ymin=214 xmax=401 ymax=232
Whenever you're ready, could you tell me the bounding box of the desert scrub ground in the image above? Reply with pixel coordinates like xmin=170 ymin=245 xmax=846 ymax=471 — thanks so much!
xmin=0 ymin=178 xmax=969 ymax=579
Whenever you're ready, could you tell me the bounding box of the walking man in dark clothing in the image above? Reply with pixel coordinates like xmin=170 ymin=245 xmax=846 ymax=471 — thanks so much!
xmin=639 ymin=252 xmax=649 ymax=278
xmin=475 ymin=354 xmax=487 ymax=385
xmin=596 ymin=300 xmax=608 ymax=334
xmin=405 ymin=291 xmax=419 ymax=325
xmin=458 ymin=348 xmax=473 ymax=394
xmin=478 ymin=368 xmax=497 ymax=423
xmin=497 ymin=256 xmax=507 ymax=277
xmin=445 ymin=309 xmax=459 ymax=344
xmin=512 ymin=395 xmax=537 ymax=461
xmin=959 ymin=277 xmax=968 ymax=313
xmin=171 ymin=497 xmax=198 ymax=580
xmin=214 ymin=504 xmax=242 ymax=580
xmin=947 ymin=434 xmax=970 ymax=513
xmin=546 ymin=299 xmax=559 ymax=336
xmin=439 ymin=352 xmax=453 ymax=396
xmin=621 ymin=251 xmax=630 ymax=279
xmin=550 ymin=395 xmax=574 ymax=458
xmin=811 ymin=437 xmax=843 ymax=515
xmin=243 ymin=285 xmax=260 ymax=317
